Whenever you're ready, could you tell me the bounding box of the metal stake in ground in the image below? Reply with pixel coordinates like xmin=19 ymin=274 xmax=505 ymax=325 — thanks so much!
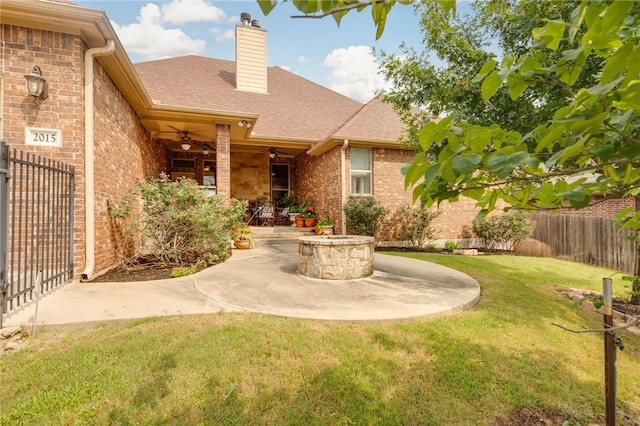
xmin=603 ymin=277 xmax=616 ymax=426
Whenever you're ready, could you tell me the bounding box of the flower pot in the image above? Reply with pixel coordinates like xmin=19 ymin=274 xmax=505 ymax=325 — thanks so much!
xmin=234 ymin=239 xmax=251 ymax=249
xmin=295 ymin=216 xmax=305 ymax=227
xmin=317 ymin=226 xmax=333 ymax=235
xmin=304 ymin=218 xmax=317 ymax=228
xmin=290 ymin=213 xmax=301 ymax=226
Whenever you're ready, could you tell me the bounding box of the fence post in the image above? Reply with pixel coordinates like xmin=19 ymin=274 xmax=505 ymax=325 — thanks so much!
xmin=0 ymin=140 xmax=10 ymax=328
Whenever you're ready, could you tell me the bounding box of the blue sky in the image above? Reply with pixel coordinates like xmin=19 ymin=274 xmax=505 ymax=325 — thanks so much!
xmin=75 ymin=1 xmax=473 ymax=102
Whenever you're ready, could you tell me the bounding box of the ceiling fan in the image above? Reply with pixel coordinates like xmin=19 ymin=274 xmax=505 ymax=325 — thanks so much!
xmin=262 ymin=147 xmax=290 ymax=159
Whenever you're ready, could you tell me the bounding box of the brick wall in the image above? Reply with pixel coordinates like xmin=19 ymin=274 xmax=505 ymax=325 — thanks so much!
xmin=92 ymin=61 xmax=168 ymax=274
xmin=536 ymin=195 xmax=637 ymax=219
xmin=2 ymin=25 xmax=86 ymax=273
xmin=294 ymin=146 xmax=342 ymax=228
xmin=2 ymin=24 xmax=169 ymax=277
xmin=295 ymin=145 xmax=484 ymax=239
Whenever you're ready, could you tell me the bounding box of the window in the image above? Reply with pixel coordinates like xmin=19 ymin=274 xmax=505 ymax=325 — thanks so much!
xmin=203 ymin=160 xmax=216 ymax=186
xmin=350 ymin=148 xmax=371 ymax=195
xmin=271 ymin=163 xmax=290 ymax=202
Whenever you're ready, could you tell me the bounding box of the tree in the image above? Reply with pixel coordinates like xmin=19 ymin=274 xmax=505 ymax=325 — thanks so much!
xmin=260 ymin=0 xmax=640 ymax=301
xmin=377 ymin=1 xmax=604 ymax=147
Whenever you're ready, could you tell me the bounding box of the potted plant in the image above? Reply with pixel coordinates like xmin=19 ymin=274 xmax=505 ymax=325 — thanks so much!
xmin=303 ymin=210 xmax=317 ymax=228
xmin=315 ymin=217 xmax=333 ymax=235
xmin=288 ymin=204 xmax=302 ymax=226
xmin=232 ymin=225 xmax=255 ymax=249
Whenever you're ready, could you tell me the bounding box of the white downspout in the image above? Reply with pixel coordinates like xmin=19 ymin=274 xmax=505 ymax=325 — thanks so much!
xmin=81 ymin=40 xmax=115 ymax=280
xmin=341 ymin=139 xmax=349 ymax=235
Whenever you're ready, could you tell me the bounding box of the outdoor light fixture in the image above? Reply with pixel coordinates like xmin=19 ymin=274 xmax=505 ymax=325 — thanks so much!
xmin=24 ymin=65 xmax=48 ymax=104
xmin=238 ymin=120 xmax=251 ymax=128
xmin=181 ymin=142 xmax=191 ymax=150
xmin=202 ymin=147 xmax=209 ymax=155
xmin=268 ymin=147 xmax=277 ymax=159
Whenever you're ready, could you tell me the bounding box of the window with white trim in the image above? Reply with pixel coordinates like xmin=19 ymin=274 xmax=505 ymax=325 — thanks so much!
xmin=350 ymin=148 xmax=372 ymax=195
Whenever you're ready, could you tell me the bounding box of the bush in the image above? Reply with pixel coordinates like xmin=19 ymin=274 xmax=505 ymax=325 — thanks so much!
xmin=108 ymin=173 xmax=245 ymax=267
xmin=445 ymin=240 xmax=462 ymax=251
xmin=343 ymin=196 xmax=387 ymax=237
xmin=385 ymin=205 xmax=439 ymax=249
xmin=472 ymin=212 xmax=536 ymax=251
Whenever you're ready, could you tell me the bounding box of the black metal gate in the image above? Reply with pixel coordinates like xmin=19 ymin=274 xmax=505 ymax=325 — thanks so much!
xmin=1 ymin=140 xmax=75 ymax=327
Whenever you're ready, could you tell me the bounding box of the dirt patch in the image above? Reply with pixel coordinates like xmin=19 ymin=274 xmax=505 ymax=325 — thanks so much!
xmin=90 ymin=255 xmax=208 ymax=283
xmin=492 ymin=407 xmax=578 ymax=425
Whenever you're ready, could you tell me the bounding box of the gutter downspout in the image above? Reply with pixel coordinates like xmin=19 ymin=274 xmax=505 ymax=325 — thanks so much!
xmin=81 ymin=40 xmax=115 ymax=281
xmin=341 ymin=139 xmax=349 ymax=235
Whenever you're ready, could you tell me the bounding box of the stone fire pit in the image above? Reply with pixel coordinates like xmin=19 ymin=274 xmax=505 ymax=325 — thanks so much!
xmin=298 ymin=235 xmax=375 ymax=280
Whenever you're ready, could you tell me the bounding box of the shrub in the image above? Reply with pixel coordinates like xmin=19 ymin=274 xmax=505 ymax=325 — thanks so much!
xmin=170 ymin=266 xmax=197 ymax=278
xmin=108 ymin=173 xmax=245 ymax=267
xmin=343 ymin=197 xmax=387 ymax=237
xmin=445 ymin=240 xmax=462 ymax=251
xmin=472 ymin=212 xmax=536 ymax=251
xmin=386 ymin=205 xmax=439 ymax=249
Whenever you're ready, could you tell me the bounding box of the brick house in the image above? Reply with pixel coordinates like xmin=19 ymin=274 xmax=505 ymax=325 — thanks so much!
xmin=1 ymin=0 xmax=481 ymax=279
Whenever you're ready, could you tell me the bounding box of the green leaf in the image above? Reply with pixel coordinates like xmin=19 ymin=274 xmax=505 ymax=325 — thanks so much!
xmin=257 ymin=0 xmax=278 ymax=16
xmin=462 ymin=188 xmax=485 ymax=201
xmin=481 ymin=71 xmax=502 ymax=102
xmin=507 ymin=73 xmax=529 ymax=100
xmin=424 ymin=162 xmax=442 ymax=185
xmin=452 ymin=154 xmax=482 ymax=175
xmin=562 ymin=45 xmax=584 ymax=61
xmin=532 ymin=20 xmax=566 ymax=50
xmin=473 ymin=59 xmax=497 ymax=83
xmin=601 ymin=42 xmax=633 ymax=83
xmin=546 ymin=135 xmax=587 ymax=167
xmin=487 ymin=151 xmax=532 ymax=178
xmin=586 ymin=75 xmax=625 ymax=96
xmin=615 ymin=80 xmax=640 ymax=110
xmin=590 ymin=144 xmax=615 ymax=162
xmin=418 ymin=115 xmax=454 ymax=151
xmin=535 ymin=126 xmax=566 ymax=153
xmin=465 ymin=126 xmax=492 ymax=153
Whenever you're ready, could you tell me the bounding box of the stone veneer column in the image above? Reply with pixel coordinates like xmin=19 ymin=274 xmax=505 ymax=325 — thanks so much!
xmin=216 ymin=123 xmax=231 ymax=198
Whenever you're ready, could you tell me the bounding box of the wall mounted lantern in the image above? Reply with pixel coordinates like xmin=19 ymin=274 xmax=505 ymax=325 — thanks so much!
xmin=24 ymin=65 xmax=48 ymax=104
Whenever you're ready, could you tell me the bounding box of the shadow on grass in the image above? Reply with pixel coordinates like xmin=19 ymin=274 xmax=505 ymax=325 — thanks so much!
xmin=196 ymin=330 xmax=613 ymax=425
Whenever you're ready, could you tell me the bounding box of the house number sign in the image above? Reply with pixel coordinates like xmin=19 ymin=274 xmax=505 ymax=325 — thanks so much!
xmin=25 ymin=127 xmax=62 ymax=147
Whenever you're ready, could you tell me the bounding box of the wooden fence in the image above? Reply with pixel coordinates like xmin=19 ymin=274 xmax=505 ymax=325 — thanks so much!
xmin=522 ymin=214 xmax=638 ymax=275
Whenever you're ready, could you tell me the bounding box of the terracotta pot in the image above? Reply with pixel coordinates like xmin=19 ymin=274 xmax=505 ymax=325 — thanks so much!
xmin=234 ymin=239 xmax=251 ymax=249
xmin=305 ymin=218 xmax=317 ymax=228
xmin=295 ymin=216 xmax=305 ymax=227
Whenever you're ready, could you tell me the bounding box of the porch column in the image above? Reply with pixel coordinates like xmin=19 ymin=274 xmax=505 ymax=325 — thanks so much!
xmin=215 ymin=123 xmax=231 ymax=198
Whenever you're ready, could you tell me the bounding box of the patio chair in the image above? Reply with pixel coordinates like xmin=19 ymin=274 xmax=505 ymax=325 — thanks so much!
xmin=257 ymin=201 xmax=275 ymax=226
xmin=276 ymin=206 xmax=289 ymax=225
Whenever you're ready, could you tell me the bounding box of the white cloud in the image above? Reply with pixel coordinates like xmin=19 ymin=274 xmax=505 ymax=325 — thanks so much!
xmin=297 ymin=56 xmax=309 ymax=64
xmin=160 ymin=0 xmax=226 ymax=25
xmin=210 ymin=28 xmax=235 ymax=42
xmin=323 ymin=45 xmax=391 ymax=103
xmin=110 ymin=0 xmax=227 ymax=60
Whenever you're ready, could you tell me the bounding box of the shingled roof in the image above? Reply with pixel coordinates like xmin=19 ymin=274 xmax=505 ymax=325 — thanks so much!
xmin=134 ymin=55 xmax=409 ymax=146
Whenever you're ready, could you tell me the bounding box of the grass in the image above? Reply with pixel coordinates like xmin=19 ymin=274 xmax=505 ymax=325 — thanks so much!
xmin=1 ymin=253 xmax=639 ymax=425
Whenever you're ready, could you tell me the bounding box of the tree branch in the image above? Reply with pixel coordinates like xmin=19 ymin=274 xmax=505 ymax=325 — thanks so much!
xmin=552 ymin=315 xmax=639 ymax=334
xmin=291 ymin=1 xmax=374 ymax=19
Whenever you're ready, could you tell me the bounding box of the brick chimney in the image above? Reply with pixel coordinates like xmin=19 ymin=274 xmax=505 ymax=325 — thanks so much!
xmin=235 ymin=13 xmax=267 ymax=94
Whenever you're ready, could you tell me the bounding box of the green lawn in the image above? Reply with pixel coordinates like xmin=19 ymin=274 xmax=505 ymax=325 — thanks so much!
xmin=2 ymin=253 xmax=639 ymax=425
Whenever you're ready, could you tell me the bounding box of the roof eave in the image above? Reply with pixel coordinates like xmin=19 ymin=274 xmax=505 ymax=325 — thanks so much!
xmin=1 ymin=0 xmax=154 ymax=115
xmin=307 ymin=135 xmax=410 ymax=156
